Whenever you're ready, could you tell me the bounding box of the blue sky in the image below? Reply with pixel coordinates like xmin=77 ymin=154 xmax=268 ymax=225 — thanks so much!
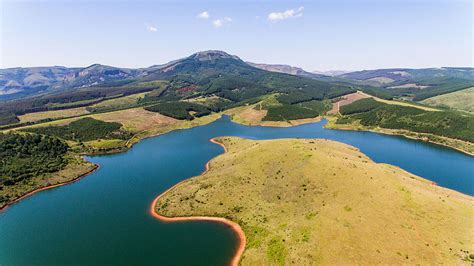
xmin=0 ymin=0 xmax=472 ymax=71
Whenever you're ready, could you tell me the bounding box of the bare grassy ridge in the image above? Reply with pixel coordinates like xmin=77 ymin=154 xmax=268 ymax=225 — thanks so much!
xmin=18 ymin=107 xmax=90 ymax=123
xmin=87 ymin=92 xmax=148 ymax=112
xmin=156 ymin=137 xmax=473 ymax=265
xmin=422 ymin=87 xmax=474 ymax=113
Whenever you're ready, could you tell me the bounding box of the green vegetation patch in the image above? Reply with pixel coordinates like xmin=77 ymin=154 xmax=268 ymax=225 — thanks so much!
xmin=23 ymin=117 xmax=130 ymax=142
xmin=340 ymin=98 xmax=385 ymax=115
xmin=338 ymin=103 xmax=474 ymax=142
xmin=144 ymin=102 xmax=211 ymax=120
xmin=297 ymin=99 xmax=333 ymax=114
xmin=263 ymin=105 xmax=319 ymax=121
xmin=267 ymin=237 xmax=287 ymax=265
xmin=0 ymin=111 xmax=19 ymax=126
xmin=0 ymin=132 xmax=68 ymax=188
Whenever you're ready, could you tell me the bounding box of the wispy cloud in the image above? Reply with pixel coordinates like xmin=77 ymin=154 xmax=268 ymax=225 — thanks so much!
xmin=213 ymin=17 xmax=232 ymax=28
xmin=197 ymin=11 xmax=210 ymax=19
xmin=267 ymin=6 xmax=304 ymax=22
xmin=145 ymin=23 xmax=157 ymax=32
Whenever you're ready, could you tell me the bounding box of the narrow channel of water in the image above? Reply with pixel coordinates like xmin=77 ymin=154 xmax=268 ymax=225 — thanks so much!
xmin=1 ymin=116 xmax=472 ymax=265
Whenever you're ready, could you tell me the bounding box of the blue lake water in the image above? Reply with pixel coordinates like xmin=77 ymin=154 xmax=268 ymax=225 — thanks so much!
xmin=1 ymin=116 xmax=472 ymax=265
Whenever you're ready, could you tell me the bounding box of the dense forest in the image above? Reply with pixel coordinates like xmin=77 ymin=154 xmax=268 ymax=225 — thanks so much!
xmin=264 ymin=105 xmax=320 ymax=121
xmin=0 ymin=133 xmax=69 ymax=188
xmin=262 ymin=99 xmax=332 ymax=121
xmin=144 ymin=102 xmax=212 ymax=120
xmin=337 ymin=100 xmax=474 ymax=142
xmin=339 ymin=98 xmax=385 ymax=115
xmin=23 ymin=118 xmax=130 ymax=142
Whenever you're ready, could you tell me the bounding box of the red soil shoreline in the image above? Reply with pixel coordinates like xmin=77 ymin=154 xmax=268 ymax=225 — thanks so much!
xmin=149 ymin=137 xmax=246 ymax=266
xmin=0 ymin=161 xmax=99 ymax=212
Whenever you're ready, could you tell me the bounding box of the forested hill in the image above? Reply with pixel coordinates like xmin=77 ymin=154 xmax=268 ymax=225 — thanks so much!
xmin=1 ymin=50 xmax=473 ymax=129
xmin=0 ymin=51 xmax=356 ymax=126
xmin=140 ymin=50 xmax=354 ymax=103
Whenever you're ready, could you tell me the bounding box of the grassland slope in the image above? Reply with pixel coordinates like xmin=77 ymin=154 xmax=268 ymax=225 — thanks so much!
xmin=155 ymin=137 xmax=473 ymax=265
xmin=422 ymin=87 xmax=474 ymax=113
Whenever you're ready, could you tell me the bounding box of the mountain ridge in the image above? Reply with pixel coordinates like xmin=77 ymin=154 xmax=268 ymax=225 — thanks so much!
xmin=1 ymin=50 xmax=473 ymax=102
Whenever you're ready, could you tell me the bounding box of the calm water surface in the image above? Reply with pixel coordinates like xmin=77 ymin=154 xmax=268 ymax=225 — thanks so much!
xmin=1 ymin=116 xmax=473 ymax=265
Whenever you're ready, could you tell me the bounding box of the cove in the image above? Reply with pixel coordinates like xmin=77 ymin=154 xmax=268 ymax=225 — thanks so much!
xmin=1 ymin=116 xmax=473 ymax=265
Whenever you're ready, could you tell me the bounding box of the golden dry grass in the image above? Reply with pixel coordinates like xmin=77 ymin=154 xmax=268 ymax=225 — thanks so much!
xmin=156 ymin=137 xmax=473 ymax=265
xmin=328 ymin=92 xmax=370 ymax=114
xmin=225 ymin=105 xmax=268 ymax=126
xmin=91 ymin=108 xmax=177 ymax=132
xmin=388 ymin=83 xmax=430 ymax=89
xmin=18 ymin=107 xmax=90 ymax=123
xmin=224 ymin=105 xmax=321 ymax=127
xmin=357 ymin=91 xmax=440 ymax=111
xmin=368 ymin=77 xmax=395 ymax=84
xmin=9 ymin=106 xmax=223 ymax=151
xmin=88 ymin=92 xmax=148 ymax=111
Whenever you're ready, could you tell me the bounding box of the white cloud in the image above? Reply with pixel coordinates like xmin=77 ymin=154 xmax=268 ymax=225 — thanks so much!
xmin=212 ymin=17 xmax=232 ymax=28
xmin=197 ymin=11 xmax=210 ymax=19
xmin=213 ymin=19 xmax=223 ymax=28
xmin=145 ymin=23 xmax=157 ymax=32
xmin=267 ymin=6 xmax=304 ymax=22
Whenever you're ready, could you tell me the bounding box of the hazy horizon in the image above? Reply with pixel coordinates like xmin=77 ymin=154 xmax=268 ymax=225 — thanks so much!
xmin=0 ymin=49 xmax=473 ymax=73
xmin=1 ymin=0 xmax=472 ymax=71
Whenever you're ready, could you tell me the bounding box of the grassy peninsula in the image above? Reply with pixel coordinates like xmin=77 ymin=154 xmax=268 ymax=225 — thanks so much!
xmin=155 ymin=137 xmax=473 ymax=265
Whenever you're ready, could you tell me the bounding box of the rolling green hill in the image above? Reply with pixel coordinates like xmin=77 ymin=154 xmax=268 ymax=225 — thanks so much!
xmin=1 ymin=51 xmax=473 ymax=154
xmin=0 ymin=50 xmax=354 ymax=126
xmin=421 ymin=87 xmax=474 ymax=112
xmin=338 ymin=68 xmax=474 ymax=101
xmin=335 ymin=99 xmax=474 ymax=143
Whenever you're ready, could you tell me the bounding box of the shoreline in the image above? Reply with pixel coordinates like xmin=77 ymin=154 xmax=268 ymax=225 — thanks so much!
xmin=230 ymin=112 xmax=473 ymax=156
xmin=0 ymin=115 xmax=223 ymax=212
xmin=3 ymin=113 xmax=471 ymax=213
xmin=325 ymin=122 xmax=474 ymax=157
xmin=0 ymin=162 xmax=99 ymax=212
xmin=149 ymin=138 xmax=246 ymax=266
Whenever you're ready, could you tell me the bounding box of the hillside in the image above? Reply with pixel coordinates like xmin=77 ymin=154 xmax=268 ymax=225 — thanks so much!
xmin=154 ymin=137 xmax=473 ymax=265
xmin=247 ymin=62 xmax=325 ymax=79
xmin=0 ymin=65 xmax=148 ymax=101
xmin=2 ymin=56 xmax=472 ymax=106
xmin=421 ymin=87 xmax=474 ymax=113
xmin=1 ymin=50 xmax=472 ymax=155
xmin=339 ymin=67 xmax=474 ymax=84
xmin=329 ymin=97 xmax=474 ymax=154
xmin=0 ymin=50 xmax=354 ymax=126
xmin=338 ymin=68 xmax=474 ymax=100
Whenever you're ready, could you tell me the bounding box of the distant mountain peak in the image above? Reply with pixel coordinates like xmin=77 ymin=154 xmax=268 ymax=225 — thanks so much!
xmin=190 ymin=50 xmax=241 ymax=61
xmin=247 ymin=62 xmax=326 ymax=78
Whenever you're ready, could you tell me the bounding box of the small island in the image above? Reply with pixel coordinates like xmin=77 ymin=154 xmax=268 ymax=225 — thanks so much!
xmin=154 ymin=137 xmax=473 ymax=265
